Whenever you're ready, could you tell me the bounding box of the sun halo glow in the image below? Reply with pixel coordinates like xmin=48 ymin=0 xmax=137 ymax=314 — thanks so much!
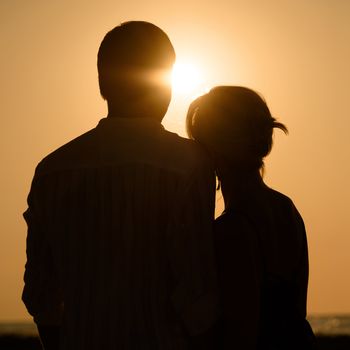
xmin=171 ymin=62 xmax=205 ymax=96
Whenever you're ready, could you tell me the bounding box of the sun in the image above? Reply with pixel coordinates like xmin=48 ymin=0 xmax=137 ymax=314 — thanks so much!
xmin=171 ymin=62 xmax=204 ymax=96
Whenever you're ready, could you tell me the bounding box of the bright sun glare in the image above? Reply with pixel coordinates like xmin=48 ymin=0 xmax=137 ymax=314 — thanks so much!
xmin=171 ymin=62 xmax=204 ymax=96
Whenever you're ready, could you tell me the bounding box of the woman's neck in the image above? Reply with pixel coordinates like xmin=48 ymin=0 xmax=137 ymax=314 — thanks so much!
xmin=220 ymin=169 xmax=265 ymax=211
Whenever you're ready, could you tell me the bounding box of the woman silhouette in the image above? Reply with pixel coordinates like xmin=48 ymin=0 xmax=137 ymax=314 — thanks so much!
xmin=186 ymin=86 xmax=315 ymax=349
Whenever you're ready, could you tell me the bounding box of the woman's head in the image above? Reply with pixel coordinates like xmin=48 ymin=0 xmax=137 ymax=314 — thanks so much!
xmin=186 ymin=86 xmax=287 ymax=173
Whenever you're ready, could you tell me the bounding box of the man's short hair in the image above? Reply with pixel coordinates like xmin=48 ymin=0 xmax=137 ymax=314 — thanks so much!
xmin=97 ymin=21 xmax=176 ymax=100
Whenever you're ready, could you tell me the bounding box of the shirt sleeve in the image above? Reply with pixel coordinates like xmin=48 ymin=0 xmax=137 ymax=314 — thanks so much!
xmin=167 ymin=157 xmax=220 ymax=336
xmin=22 ymin=172 xmax=64 ymax=326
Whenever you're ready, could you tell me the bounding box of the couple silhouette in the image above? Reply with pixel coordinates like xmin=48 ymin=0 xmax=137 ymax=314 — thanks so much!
xmin=22 ymin=21 xmax=315 ymax=349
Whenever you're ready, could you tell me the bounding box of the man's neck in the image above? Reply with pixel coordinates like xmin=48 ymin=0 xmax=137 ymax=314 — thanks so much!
xmin=107 ymin=101 xmax=164 ymax=121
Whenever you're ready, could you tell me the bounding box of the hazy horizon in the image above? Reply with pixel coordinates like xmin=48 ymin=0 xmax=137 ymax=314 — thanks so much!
xmin=1 ymin=0 xmax=349 ymax=321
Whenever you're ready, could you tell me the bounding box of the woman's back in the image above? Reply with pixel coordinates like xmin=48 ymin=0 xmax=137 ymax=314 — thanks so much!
xmin=214 ymin=185 xmax=312 ymax=349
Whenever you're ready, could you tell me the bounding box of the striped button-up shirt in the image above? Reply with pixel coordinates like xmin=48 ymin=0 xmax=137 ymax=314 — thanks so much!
xmin=23 ymin=117 xmax=219 ymax=350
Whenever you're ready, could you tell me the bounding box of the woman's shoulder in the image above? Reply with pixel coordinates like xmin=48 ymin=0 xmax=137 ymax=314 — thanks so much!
xmin=264 ymin=187 xmax=294 ymax=206
xmin=214 ymin=211 xmax=248 ymax=232
xmin=214 ymin=211 xmax=259 ymax=248
xmin=214 ymin=211 xmax=260 ymax=270
xmin=264 ymin=187 xmax=304 ymax=221
xmin=263 ymin=187 xmax=307 ymax=256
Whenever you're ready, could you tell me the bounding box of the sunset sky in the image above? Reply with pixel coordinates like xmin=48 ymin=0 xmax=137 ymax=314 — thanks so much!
xmin=1 ymin=0 xmax=349 ymax=321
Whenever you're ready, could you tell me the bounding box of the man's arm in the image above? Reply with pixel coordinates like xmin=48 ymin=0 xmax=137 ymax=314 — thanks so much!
xmin=37 ymin=325 xmax=61 ymax=350
xmin=22 ymin=173 xmax=63 ymax=349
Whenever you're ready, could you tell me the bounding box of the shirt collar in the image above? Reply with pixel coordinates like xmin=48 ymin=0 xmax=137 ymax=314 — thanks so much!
xmin=97 ymin=117 xmax=164 ymax=133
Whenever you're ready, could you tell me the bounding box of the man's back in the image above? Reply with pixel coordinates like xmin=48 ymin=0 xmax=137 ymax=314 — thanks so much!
xmin=23 ymin=117 xmax=219 ymax=349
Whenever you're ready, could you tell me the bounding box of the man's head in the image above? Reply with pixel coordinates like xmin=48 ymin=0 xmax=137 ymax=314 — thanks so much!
xmin=97 ymin=21 xmax=176 ymax=120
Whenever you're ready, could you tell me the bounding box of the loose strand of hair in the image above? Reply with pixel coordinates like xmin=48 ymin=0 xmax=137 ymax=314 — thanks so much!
xmin=272 ymin=120 xmax=288 ymax=135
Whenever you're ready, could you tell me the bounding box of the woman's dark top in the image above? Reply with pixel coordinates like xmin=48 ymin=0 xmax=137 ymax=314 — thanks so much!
xmin=214 ymin=185 xmax=315 ymax=349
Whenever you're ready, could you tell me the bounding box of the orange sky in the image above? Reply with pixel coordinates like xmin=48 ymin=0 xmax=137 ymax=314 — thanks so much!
xmin=1 ymin=0 xmax=349 ymax=321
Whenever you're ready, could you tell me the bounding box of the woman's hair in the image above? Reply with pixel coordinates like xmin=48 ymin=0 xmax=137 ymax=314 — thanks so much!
xmin=186 ymin=86 xmax=288 ymax=172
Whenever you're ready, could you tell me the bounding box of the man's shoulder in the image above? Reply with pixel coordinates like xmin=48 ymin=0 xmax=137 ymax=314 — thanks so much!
xmin=160 ymin=129 xmax=212 ymax=171
xmin=34 ymin=124 xmax=213 ymax=178
xmin=36 ymin=128 xmax=97 ymax=177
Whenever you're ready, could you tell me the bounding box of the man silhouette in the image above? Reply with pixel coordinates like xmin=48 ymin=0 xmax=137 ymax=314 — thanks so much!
xmin=23 ymin=21 xmax=219 ymax=350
